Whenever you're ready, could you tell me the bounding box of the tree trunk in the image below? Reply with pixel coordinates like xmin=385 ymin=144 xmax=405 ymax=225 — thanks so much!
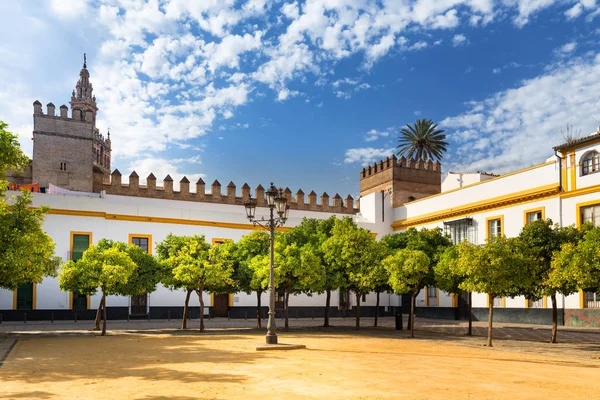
xmin=256 ymin=290 xmax=262 ymax=329
xmin=407 ymin=297 xmax=412 ymax=331
xmin=324 ymin=289 xmax=331 ymax=327
xmin=410 ymin=290 xmax=416 ymax=338
xmin=551 ymin=294 xmax=558 ymax=344
xmin=197 ymin=290 xmax=205 ymax=332
xmin=101 ymin=293 xmax=107 ymax=336
xmin=93 ymin=295 xmax=104 ymax=331
xmin=284 ymin=290 xmax=290 ymax=330
xmin=182 ymin=289 xmax=192 ymax=330
xmin=374 ymin=291 xmax=380 ymax=327
xmin=468 ymin=292 xmax=473 ymax=336
xmin=487 ymin=296 xmax=494 ymax=347
xmin=355 ymin=292 xmax=361 ymax=330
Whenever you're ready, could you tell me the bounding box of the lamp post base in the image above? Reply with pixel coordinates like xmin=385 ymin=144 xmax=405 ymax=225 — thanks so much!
xmin=266 ymin=334 xmax=278 ymax=345
xmin=255 ymin=343 xmax=306 ymax=351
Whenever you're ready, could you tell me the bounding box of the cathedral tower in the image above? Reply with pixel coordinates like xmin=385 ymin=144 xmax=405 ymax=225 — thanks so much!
xmin=31 ymin=55 xmax=111 ymax=192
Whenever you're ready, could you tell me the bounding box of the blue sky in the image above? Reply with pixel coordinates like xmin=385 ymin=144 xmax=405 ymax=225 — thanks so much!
xmin=1 ymin=0 xmax=600 ymax=199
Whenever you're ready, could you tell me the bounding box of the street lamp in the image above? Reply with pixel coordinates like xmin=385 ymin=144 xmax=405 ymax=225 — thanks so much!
xmin=244 ymin=183 xmax=288 ymax=344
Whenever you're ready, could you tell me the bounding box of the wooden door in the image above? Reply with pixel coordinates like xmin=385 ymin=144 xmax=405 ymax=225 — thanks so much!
xmin=213 ymin=294 xmax=229 ymax=317
xmin=131 ymin=294 xmax=147 ymax=315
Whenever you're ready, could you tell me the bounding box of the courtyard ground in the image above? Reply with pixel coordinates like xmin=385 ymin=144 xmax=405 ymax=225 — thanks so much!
xmin=1 ymin=327 xmax=599 ymax=399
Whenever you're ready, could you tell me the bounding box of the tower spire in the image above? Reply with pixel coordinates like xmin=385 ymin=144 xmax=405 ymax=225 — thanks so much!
xmin=70 ymin=54 xmax=98 ymax=123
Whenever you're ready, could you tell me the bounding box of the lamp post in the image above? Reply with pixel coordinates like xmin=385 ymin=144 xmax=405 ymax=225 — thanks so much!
xmin=244 ymin=183 xmax=289 ymax=344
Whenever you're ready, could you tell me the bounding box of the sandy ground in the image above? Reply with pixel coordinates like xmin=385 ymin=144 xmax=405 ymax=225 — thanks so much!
xmin=1 ymin=332 xmax=599 ymax=400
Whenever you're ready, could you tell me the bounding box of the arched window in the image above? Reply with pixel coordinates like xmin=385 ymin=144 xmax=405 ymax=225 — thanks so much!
xmin=582 ymin=151 xmax=599 ymax=176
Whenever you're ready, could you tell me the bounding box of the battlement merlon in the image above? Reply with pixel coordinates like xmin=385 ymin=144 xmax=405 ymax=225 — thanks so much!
xmin=99 ymin=171 xmax=360 ymax=215
xmin=33 ymin=100 xmax=96 ymax=125
xmin=359 ymin=154 xmax=442 ymax=207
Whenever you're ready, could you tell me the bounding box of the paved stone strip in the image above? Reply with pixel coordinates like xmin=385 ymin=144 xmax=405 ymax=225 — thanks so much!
xmin=0 ymin=338 xmax=18 ymax=368
xmin=0 ymin=317 xmax=598 ymax=344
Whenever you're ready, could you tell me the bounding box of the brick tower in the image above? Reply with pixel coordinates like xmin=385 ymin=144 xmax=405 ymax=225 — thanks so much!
xmin=359 ymin=155 xmax=442 ymax=207
xmin=31 ymin=54 xmax=111 ymax=192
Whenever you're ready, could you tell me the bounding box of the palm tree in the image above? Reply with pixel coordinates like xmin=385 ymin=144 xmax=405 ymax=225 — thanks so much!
xmin=396 ymin=119 xmax=448 ymax=162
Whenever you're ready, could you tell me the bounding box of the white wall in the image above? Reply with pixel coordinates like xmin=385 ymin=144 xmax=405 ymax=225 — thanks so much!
xmin=0 ymin=190 xmax=396 ymax=311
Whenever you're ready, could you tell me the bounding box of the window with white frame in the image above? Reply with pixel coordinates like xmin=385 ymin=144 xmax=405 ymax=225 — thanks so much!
xmin=581 ymin=204 xmax=600 ymax=227
xmin=488 ymin=218 xmax=502 ymax=238
xmin=584 ymin=291 xmax=599 ymax=308
xmin=492 ymin=297 xmax=503 ymax=307
xmin=581 ymin=151 xmax=599 ymax=176
xmin=444 ymin=218 xmax=475 ymax=244
xmin=526 ymin=211 xmax=543 ymax=225
xmin=528 ymin=298 xmax=544 ymax=308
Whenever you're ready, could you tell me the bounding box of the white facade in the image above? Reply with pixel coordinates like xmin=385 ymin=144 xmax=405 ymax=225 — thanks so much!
xmin=0 ymin=186 xmax=398 ymax=315
xmin=3 ymin=119 xmax=600 ymax=322
xmin=391 ymin=131 xmax=600 ymax=313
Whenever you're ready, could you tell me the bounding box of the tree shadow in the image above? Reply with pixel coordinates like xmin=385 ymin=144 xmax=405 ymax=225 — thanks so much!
xmin=0 ymin=335 xmax=270 ymax=386
xmin=1 ymin=391 xmax=54 ymax=399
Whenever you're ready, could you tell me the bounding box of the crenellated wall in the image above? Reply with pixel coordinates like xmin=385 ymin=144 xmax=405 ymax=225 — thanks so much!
xmin=359 ymin=154 xmax=442 ymax=207
xmin=32 ymin=101 xmax=96 ymax=192
xmin=100 ymin=170 xmax=359 ymax=214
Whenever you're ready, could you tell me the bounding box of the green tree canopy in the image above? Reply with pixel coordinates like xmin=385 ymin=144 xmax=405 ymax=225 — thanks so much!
xmin=276 ymin=234 xmax=324 ymax=329
xmin=517 ymin=219 xmax=583 ymax=343
xmin=549 ymin=226 xmax=600 ymax=299
xmin=234 ymin=231 xmax=270 ymax=328
xmin=0 ymin=120 xmax=29 ymax=178
xmin=59 ymin=239 xmax=136 ymax=335
xmin=457 ymin=237 xmax=537 ymax=347
xmin=323 ymin=217 xmax=383 ymax=329
xmin=114 ymin=244 xmax=163 ymax=296
xmin=0 ymin=191 xmax=61 ymax=290
xmin=285 ymin=216 xmax=342 ymax=327
xmin=208 ymin=240 xmax=238 ymax=295
xmin=383 ymin=249 xmax=430 ymax=337
xmin=0 ymin=120 xmax=59 ymax=291
xmin=162 ymin=235 xmax=234 ymax=331
xmin=434 ymin=246 xmax=464 ymax=296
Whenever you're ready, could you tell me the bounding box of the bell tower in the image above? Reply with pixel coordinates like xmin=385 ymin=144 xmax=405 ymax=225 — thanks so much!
xmin=69 ymin=53 xmax=98 ymax=124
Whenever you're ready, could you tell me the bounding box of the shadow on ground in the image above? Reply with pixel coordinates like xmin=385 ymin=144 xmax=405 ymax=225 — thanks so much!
xmin=0 ymin=335 xmax=266 ymax=386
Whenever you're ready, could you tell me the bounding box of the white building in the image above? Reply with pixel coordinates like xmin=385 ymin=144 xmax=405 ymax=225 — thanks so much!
xmin=2 ymin=61 xmax=600 ymax=326
xmin=388 ymin=131 xmax=600 ymax=326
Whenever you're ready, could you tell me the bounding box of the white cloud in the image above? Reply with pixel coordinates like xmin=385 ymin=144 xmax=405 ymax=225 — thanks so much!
xmin=331 ymin=78 xmax=375 ymax=99
xmin=441 ymin=52 xmax=600 ymax=174
xmin=4 ymin=0 xmax=600 ymax=181
xmin=50 ymin=0 xmax=89 ymax=19
xmin=556 ymin=41 xmax=578 ymax=54
xmin=281 ymin=2 xmax=299 ymax=20
xmin=277 ymin=88 xmax=300 ymax=101
xmin=430 ymin=9 xmax=460 ymax=29
xmin=565 ymin=3 xmax=584 ymax=19
xmin=512 ymin=0 xmax=557 ymax=27
xmin=364 ymin=34 xmax=396 ymax=69
xmin=204 ymin=31 xmax=263 ymax=73
xmin=410 ymin=41 xmax=429 ymax=51
xmin=452 ymin=34 xmax=467 ymax=47
xmin=364 ymin=128 xmax=394 ymax=142
xmin=344 ymin=147 xmax=396 ymax=165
